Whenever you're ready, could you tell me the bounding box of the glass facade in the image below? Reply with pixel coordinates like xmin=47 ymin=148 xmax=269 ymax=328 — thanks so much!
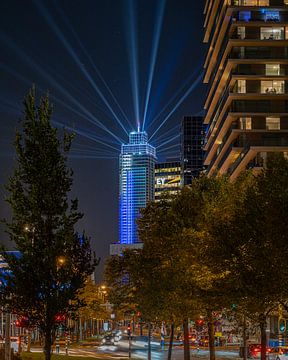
xmin=155 ymin=161 xmax=181 ymax=201
xmin=119 ymin=131 xmax=156 ymax=244
xmin=181 ymin=116 xmax=206 ymax=186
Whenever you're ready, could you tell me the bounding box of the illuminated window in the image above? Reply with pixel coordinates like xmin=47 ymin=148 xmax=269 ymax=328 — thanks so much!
xmin=237 ymin=27 xmax=246 ymax=39
xmin=237 ymin=80 xmax=246 ymax=93
xmin=266 ymin=64 xmax=280 ymax=76
xmin=260 ymin=27 xmax=284 ymax=40
xmin=264 ymin=11 xmax=280 ymax=22
xmin=266 ymin=117 xmax=280 ymax=130
xmin=239 ymin=11 xmax=251 ymax=22
xmin=261 ymin=80 xmax=284 ymax=94
xmin=239 ymin=117 xmax=252 ymax=130
xmin=235 ymin=0 xmax=269 ymax=4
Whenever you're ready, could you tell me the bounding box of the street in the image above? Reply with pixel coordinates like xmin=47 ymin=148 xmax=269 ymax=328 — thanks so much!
xmin=32 ymin=340 xmax=240 ymax=360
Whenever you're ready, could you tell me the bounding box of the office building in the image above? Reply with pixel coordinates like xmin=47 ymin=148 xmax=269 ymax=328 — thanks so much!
xmin=181 ymin=116 xmax=205 ymax=185
xmin=203 ymin=0 xmax=288 ymax=180
xmin=155 ymin=161 xmax=181 ymax=201
xmin=110 ymin=131 xmax=156 ymax=255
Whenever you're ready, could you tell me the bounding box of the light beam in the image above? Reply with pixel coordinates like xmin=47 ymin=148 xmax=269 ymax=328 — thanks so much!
xmin=150 ymin=71 xmax=204 ymax=140
xmin=33 ymin=0 xmax=129 ymax=136
xmin=142 ymin=0 xmax=166 ymax=131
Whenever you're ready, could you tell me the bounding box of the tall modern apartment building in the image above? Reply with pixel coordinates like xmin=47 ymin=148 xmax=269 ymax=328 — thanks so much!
xmin=110 ymin=131 xmax=156 ymax=255
xmin=181 ymin=116 xmax=205 ymax=185
xmin=203 ymin=0 xmax=288 ymax=179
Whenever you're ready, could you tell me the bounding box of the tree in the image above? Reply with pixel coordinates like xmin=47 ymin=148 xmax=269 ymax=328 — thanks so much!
xmin=204 ymin=154 xmax=288 ymax=360
xmin=0 ymin=88 xmax=98 ymax=360
xmin=77 ymin=278 xmax=110 ymax=339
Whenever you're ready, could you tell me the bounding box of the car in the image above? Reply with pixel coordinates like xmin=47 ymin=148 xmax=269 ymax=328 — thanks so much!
xmin=248 ymin=344 xmax=274 ymax=358
xmin=270 ymin=347 xmax=288 ymax=360
xmin=101 ymin=335 xmax=114 ymax=346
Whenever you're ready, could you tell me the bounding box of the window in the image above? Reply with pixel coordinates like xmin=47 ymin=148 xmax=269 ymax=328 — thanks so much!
xmin=236 ymin=80 xmax=246 ymax=93
xmin=239 ymin=11 xmax=251 ymax=22
xmin=260 ymin=27 xmax=284 ymax=40
xmin=261 ymin=80 xmax=284 ymax=93
xmin=239 ymin=117 xmax=252 ymax=130
xmin=265 ymin=11 xmax=280 ymax=22
xmin=266 ymin=117 xmax=280 ymax=130
xmin=237 ymin=27 xmax=246 ymax=39
xmin=236 ymin=0 xmax=269 ymax=4
xmin=266 ymin=64 xmax=280 ymax=76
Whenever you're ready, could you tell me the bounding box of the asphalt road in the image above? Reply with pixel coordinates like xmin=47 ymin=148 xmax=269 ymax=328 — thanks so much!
xmin=34 ymin=340 xmax=240 ymax=360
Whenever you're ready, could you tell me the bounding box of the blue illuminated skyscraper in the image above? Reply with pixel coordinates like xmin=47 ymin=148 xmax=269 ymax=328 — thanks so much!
xmin=119 ymin=131 xmax=156 ymax=246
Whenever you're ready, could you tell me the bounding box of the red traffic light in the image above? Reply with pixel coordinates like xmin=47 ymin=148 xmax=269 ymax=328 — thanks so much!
xmin=15 ymin=316 xmax=29 ymax=328
xmin=55 ymin=314 xmax=66 ymax=323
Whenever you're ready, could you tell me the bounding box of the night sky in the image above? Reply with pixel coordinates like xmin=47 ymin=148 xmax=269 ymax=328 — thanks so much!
xmin=0 ymin=0 xmax=207 ymax=280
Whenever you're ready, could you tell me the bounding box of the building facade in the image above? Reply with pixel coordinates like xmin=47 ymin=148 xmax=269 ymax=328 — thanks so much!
xmin=203 ymin=0 xmax=288 ymax=179
xmin=155 ymin=161 xmax=181 ymax=201
xmin=181 ymin=116 xmax=205 ymax=185
xmin=118 ymin=131 xmax=156 ymax=246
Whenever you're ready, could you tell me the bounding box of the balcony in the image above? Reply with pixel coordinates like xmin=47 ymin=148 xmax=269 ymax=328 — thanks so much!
xmin=230 ymin=0 xmax=287 ymax=6
xmin=230 ymin=0 xmax=270 ymax=5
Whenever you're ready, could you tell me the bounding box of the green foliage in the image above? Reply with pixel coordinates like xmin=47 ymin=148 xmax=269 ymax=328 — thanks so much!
xmin=0 ymin=88 xmax=98 ymax=359
xmin=78 ymin=278 xmax=109 ymax=320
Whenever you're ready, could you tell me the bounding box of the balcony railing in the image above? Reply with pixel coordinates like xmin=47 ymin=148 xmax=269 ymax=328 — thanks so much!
xmin=230 ymin=0 xmax=270 ymax=5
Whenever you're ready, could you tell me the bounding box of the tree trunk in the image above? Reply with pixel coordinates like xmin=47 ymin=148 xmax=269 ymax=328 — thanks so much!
xmin=148 ymin=323 xmax=152 ymax=360
xmin=260 ymin=315 xmax=267 ymax=360
xmin=5 ymin=312 xmax=11 ymax=360
xmin=207 ymin=311 xmax=215 ymax=360
xmin=27 ymin=329 xmax=32 ymax=352
xmin=183 ymin=318 xmax=190 ymax=360
xmin=167 ymin=322 xmax=174 ymax=360
xmin=243 ymin=315 xmax=247 ymax=360
xmin=44 ymin=328 xmax=52 ymax=360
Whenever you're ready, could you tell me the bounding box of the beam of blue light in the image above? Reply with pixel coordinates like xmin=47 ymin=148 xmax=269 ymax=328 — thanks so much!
xmin=142 ymin=0 xmax=166 ymax=131
xmin=0 ymin=98 xmax=21 ymax=114
xmin=52 ymin=120 xmax=120 ymax=152
xmin=150 ymin=71 xmax=204 ymax=140
xmin=33 ymin=0 xmax=129 ymax=136
xmin=157 ymin=143 xmax=179 ymax=152
xmin=0 ymin=42 xmax=124 ymax=144
xmin=68 ymin=155 xmax=118 ymax=159
xmin=126 ymin=0 xmax=140 ymax=129
xmin=73 ymin=141 xmax=118 ymax=153
xmin=156 ymin=134 xmax=179 ymax=149
xmin=53 ymin=0 xmax=134 ymax=131
xmin=152 ymin=123 xmax=180 ymax=144
xmin=70 ymin=149 xmax=117 ymax=157
xmin=157 ymin=134 xmax=180 ymax=150
xmin=148 ymin=64 xmax=202 ymax=130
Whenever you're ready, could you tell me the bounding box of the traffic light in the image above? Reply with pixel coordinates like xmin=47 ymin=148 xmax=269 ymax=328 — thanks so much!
xmin=15 ymin=316 xmax=29 ymax=328
xmin=127 ymin=323 xmax=131 ymax=336
xmin=55 ymin=314 xmax=66 ymax=323
xmin=195 ymin=319 xmax=204 ymax=332
xmin=279 ymin=318 xmax=286 ymax=333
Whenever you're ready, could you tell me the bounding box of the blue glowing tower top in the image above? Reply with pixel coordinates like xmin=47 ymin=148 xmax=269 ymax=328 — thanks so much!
xmin=119 ymin=131 xmax=156 ymax=245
